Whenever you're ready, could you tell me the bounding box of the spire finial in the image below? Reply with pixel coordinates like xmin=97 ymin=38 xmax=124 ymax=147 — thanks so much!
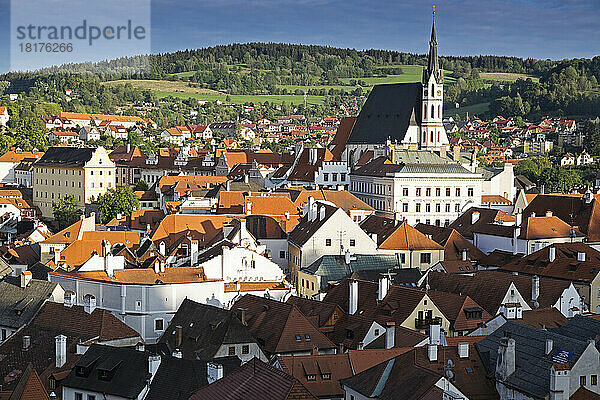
xmin=433 ymin=4 xmax=436 ymax=19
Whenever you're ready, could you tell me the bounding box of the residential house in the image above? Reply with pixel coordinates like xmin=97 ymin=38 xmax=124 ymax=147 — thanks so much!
xmin=0 ymin=273 xmax=64 ymax=342
xmin=476 ymin=320 xmax=600 ymax=400
xmin=33 ymin=147 xmax=116 ymax=218
xmin=158 ymin=298 xmax=266 ymax=362
xmin=189 ymin=358 xmax=318 ymax=400
xmin=78 ymin=126 xmax=101 ymax=141
xmin=0 ymin=148 xmax=43 ymax=184
xmin=48 ymin=131 xmax=79 ymax=144
xmin=231 ymin=295 xmax=338 ymax=358
xmin=287 ymin=201 xmax=378 ymax=287
xmin=499 ymin=242 xmax=600 ymax=313
xmin=0 ymin=106 xmax=9 ymax=126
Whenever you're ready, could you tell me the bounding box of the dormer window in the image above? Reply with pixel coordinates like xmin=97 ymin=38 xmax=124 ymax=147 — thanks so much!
xmin=307 ymin=374 xmax=316 ymax=381
xmin=322 ymin=373 xmax=331 ymax=380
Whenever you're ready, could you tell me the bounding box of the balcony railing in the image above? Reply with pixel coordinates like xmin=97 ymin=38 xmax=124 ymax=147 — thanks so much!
xmin=415 ymin=316 xmax=443 ymax=330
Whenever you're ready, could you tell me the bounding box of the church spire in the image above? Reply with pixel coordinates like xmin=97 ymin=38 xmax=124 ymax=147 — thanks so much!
xmin=425 ymin=4 xmax=443 ymax=84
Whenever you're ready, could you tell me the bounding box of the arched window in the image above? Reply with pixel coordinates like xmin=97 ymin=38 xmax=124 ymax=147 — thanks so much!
xmin=431 ymin=105 xmax=434 ymax=118
xmin=422 ymin=132 xmax=426 ymax=143
xmin=437 ymin=131 xmax=440 ymax=142
xmin=430 ymin=131 xmax=434 ymax=143
xmin=438 ymin=105 xmax=441 ymax=118
xmin=431 ymin=84 xmax=434 ymax=94
xmin=424 ymin=105 xmax=427 ymax=119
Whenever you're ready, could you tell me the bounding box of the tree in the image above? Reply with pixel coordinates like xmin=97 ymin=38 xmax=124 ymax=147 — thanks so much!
xmin=52 ymin=195 xmax=82 ymax=230
xmin=514 ymin=155 xmax=552 ymax=183
xmin=96 ymin=187 xmax=140 ymax=223
xmin=133 ymin=179 xmax=149 ymax=191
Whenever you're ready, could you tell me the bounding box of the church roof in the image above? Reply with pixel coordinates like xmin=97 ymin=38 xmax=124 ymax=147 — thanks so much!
xmin=346 ymin=83 xmax=422 ymax=145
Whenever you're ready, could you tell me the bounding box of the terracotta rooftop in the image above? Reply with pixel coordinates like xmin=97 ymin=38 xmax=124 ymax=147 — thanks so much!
xmin=378 ymin=221 xmax=443 ymax=250
xmin=49 ymin=266 xmax=212 ymax=285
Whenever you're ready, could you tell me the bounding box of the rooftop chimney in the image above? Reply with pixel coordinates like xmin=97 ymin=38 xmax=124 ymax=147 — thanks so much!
xmin=458 ymin=342 xmax=469 ymax=359
xmin=246 ymin=201 xmax=253 ymax=215
xmin=378 ymin=276 xmax=389 ymax=301
xmin=428 ymin=344 xmax=438 ymax=362
xmin=577 ymin=252 xmax=586 ymax=262
xmin=53 ymin=248 xmax=62 ymax=266
xmin=20 ymin=271 xmax=32 ymax=288
xmin=549 ymin=246 xmax=556 ymax=263
xmin=546 ymin=210 xmax=553 ymax=217
xmin=238 ymin=308 xmax=248 ymax=325
xmin=319 ymin=206 xmax=326 ymax=221
xmin=461 ymin=249 xmax=468 ymax=261
xmin=546 ymin=339 xmax=553 ymax=355
xmin=175 ymin=325 xmax=183 ymax=348
xmin=64 ymin=291 xmax=74 ymax=308
xmin=56 ymin=335 xmax=67 ymax=368
xmin=345 ymin=249 xmax=351 ymax=265
xmin=385 ymin=322 xmax=395 ymax=349
xmin=429 ymin=324 xmax=441 ymax=345
xmin=471 ymin=211 xmax=480 ymax=225
xmin=349 ymin=280 xmax=358 ymax=315
xmin=207 ymin=362 xmax=224 ymax=384
xmin=84 ymin=295 xmax=96 ymax=314
xmin=172 ymin=349 xmax=182 ymax=358
xmin=496 ymin=337 xmax=516 ymax=381
xmin=22 ymin=335 xmax=31 ymax=351
xmin=532 ymin=275 xmax=540 ymax=305
xmin=148 ymin=355 xmax=161 ymax=379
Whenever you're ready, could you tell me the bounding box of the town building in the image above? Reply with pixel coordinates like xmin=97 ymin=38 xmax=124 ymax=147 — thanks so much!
xmin=350 ymin=152 xmax=482 ymax=225
xmin=33 ymin=147 xmax=116 ymax=218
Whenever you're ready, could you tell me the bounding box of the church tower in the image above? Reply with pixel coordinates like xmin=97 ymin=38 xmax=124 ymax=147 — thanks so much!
xmin=420 ymin=5 xmax=447 ymax=151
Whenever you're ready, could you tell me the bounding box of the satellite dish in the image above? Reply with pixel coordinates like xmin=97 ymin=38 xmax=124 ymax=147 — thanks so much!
xmin=447 ymin=359 xmax=454 ymax=368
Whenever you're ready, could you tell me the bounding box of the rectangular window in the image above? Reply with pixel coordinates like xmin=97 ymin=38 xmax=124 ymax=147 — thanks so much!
xmin=435 ymin=203 xmax=441 ymax=212
xmin=280 ymin=251 xmax=286 ymax=259
xmin=332 ymin=173 xmax=337 ymax=181
xmin=88 ymin=396 xmax=96 ymax=400
xmin=350 ymin=239 xmax=356 ymax=247
xmin=416 ymin=188 xmax=421 ymax=197
xmin=446 ymin=188 xmax=451 ymax=196
xmin=154 ymin=319 xmax=164 ymax=331
xmin=400 ymin=253 xmax=406 ymax=263
xmin=592 ymin=375 xmax=598 ymax=386
xmin=229 ymin=346 xmax=236 ymax=356
xmin=75 ymin=394 xmax=83 ymax=400
xmin=325 ymin=239 xmax=331 ymax=246
xmin=426 ymin=188 xmax=431 ymax=196
xmin=340 ymin=173 xmax=346 ymax=181
xmin=323 ymin=173 xmax=329 ymax=182
xmin=580 ymin=376 xmax=586 ymax=387
xmin=420 ymin=253 xmax=431 ymax=264
xmin=435 ymin=188 xmax=440 ymax=196
xmin=445 ymin=203 xmax=451 ymax=212
xmin=415 ymin=203 xmax=421 ymax=212
xmin=468 ymin=188 xmax=473 ymax=197
xmin=242 ymin=345 xmax=249 ymax=354
xmin=425 ymin=203 xmax=431 ymax=213
xmin=403 ymin=188 xmax=408 ymax=196
xmin=402 ymin=203 xmax=408 ymax=212
xmin=456 ymin=188 xmax=461 ymax=196
xmin=455 ymin=204 xmax=460 ymax=213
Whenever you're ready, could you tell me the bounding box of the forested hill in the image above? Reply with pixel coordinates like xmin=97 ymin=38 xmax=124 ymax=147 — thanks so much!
xmin=4 ymin=42 xmax=560 ymax=80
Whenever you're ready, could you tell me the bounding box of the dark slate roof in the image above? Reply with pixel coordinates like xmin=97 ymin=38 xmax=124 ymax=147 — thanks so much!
xmin=145 ymin=356 xmax=241 ymax=400
xmin=35 ymin=147 xmax=95 ymax=168
xmin=347 ymin=83 xmax=422 ymax=145
xmin=301 ymin=254 xmax=403 ymax=291
xmin=158 ymin=299 xmax=257 ymax=360
xmin=0 ymin=277 xmax=58 ymax=329
xmin=341 ymin=351 xmax=441 ymax=400
xmin=245 ymin=215 xmax=286 ymax=240
xmin=350 ymin=268 xmax=422 ymax=287
xmin=288 ymin=203 xmax=338 ymax=247
xmin=189 ymin=358 xmax=317 ymax=400
xmin=475 ymin=321 xmax=590 ymax=399
xmin=61 ymin=344 xmax=151 ymax=399
xmin=551 ymin=315 xmax=600 ymax=350
xmin=352 ymin=153 xmax=471 ymax=177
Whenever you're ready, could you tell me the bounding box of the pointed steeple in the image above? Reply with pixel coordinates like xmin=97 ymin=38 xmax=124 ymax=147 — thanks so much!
xmin=424 ymin=5 xmax=443 ymax=84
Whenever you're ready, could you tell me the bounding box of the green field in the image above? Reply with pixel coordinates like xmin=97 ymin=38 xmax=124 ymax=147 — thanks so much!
xmin=155 ymin=91 xmax=326 ymax=105
xmin=480 ymin=72 xmax=539 ymax=83
xmin=444 ymin=102 xmax=490 ymax=118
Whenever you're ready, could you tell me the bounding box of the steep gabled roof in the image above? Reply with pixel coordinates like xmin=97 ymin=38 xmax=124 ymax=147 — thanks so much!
xmin=347 ymin=83 xmax=422 ymax=145
xmin=231 ymin=295 xmax=336 ymax=357
xmin=189 ymin=358 xmax=317 ymax=400
xmin=35 ymin=147 xmax=95 ymax=168
xmin=7 ymin=363 xmax=50 ymax=400
xmin=378 ymin=221 xmax=443 ymax=250
xmin=158 ymin=298 xmax=257 ymax=360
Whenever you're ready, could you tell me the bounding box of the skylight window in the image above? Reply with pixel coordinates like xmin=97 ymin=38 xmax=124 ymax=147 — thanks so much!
xmin=295 ymin=334 xmax=301 ymax=341
xmin=305 ymin=334 xmax=311 ymax=341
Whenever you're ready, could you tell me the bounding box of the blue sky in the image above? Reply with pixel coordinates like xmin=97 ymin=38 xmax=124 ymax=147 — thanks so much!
xmin=0 ymin=0 xmax=599 ymax=73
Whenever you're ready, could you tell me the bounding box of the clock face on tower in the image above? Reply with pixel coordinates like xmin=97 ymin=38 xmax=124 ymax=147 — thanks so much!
xmin=437 ymin=90 xmax=442 ymax=96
